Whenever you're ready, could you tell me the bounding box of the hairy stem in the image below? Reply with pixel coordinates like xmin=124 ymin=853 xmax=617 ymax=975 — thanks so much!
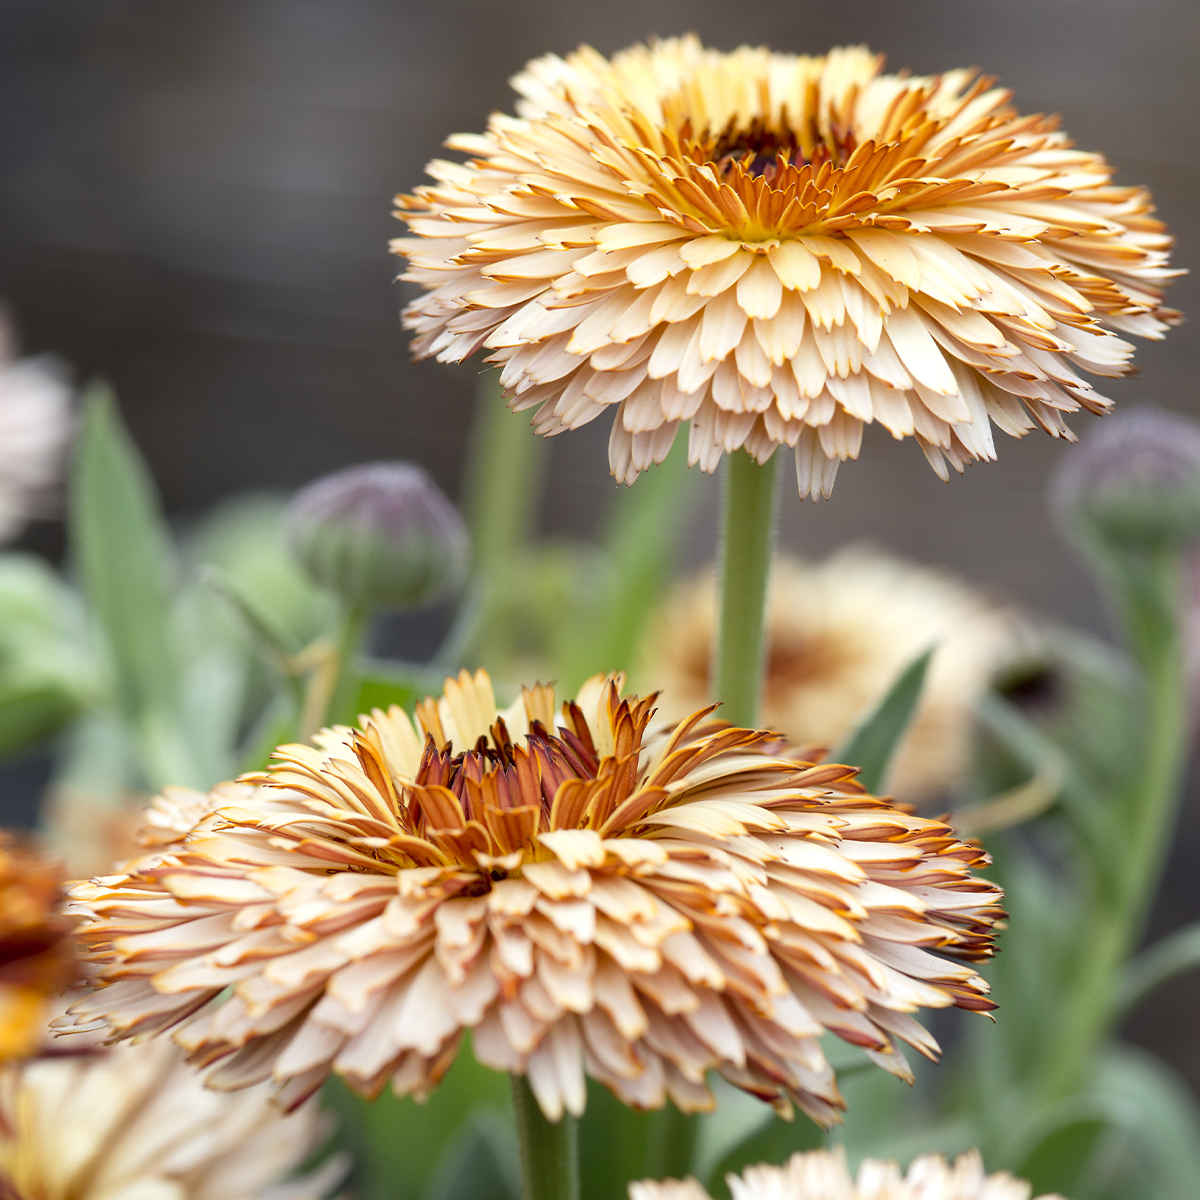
xmin=512 ymin=1075 xmax=579 ymax=1200
xmin=714 ymin=450 xmax=781 ymax=726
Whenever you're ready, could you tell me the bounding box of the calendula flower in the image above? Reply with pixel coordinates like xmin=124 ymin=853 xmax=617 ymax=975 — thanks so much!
xmin=0 ymin=313 xmax=73 ymax=542
xmin=393 ymin=37 xmax=1177 ymax=498
xmin=0 ymin=836 xmax=76 ymax=1060
xmin=630 ymin=1148 xmax=1062 ymax=1200
xmin=0 ymin=1035 xmax=342 ymax=1200
xmin=60 ymin=671 xmax=1002 ymax=1125
xmin=641 ymin=550 xmax=1019 ymax=802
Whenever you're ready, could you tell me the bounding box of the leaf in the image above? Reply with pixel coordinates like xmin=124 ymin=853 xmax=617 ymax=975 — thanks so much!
xmin=69 ymin=384 xmax=205 ymax=788
xmin=1092 ymin=1045 xmax=1200 ymax=1200
xmin=1015 ymin=1111 xmax=1110 ymax=1198
xmin=834 ymin=646 xmax=934 ymax=792
xmin=703 ymin=1113 xmax=823 ymax=1199
xmin=355 ymin=663 xmax=424 ymax=716
xmin=1116 ymin=920 xmax=1200 ymax=1018
xmin=197 ymin=564 xmax=301 ymax=674
xmin=424 ymin=1110 xmax=518 ymax=1200
xmin=0 ymin=554 xmax=96 ymax=758
xmin=323 ymin=1037 xmax=511 ymax=1200
xmin=579 ymin=1086 xmax=688 ymax=1200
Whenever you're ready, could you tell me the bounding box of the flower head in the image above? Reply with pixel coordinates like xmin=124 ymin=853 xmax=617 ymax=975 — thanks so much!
xmin=393 ymin=37 xmax=1177 ymax=498
xmin=0 ymin=1036 xmax=342 ymax=1200
xmin=0 ymin=836 xmax=76 ymax=1060
xmin=60 ymin=671 xmax=1002 ymax=1125
xmin=630 ymin=1149 xmax=1062 ymax=1200
xmin=641 ymin=550 xmax=1020 ymax=802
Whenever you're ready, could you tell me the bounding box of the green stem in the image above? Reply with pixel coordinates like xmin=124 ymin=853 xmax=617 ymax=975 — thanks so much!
xmin=642 ymin=1103 xmax=698 ymax=1181
xmin=1039 ymin=550 xmax=1189 ymax=1099
xmin=714 ymin=450 xmax=781 ymax=726
xmin=450 ymin=377 xmax=548 ymax=672
xmin=512 ymin=1074 xmax=579 ymax=1200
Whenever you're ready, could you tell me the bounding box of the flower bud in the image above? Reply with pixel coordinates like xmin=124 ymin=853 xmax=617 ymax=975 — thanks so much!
xmin=1051 ymin=407 xmax=1200 ymax=551
xmin=286 ymin=462 xmax=469 ymax=610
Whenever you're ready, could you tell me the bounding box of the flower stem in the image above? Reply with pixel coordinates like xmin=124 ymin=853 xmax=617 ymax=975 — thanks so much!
xmin=714 ymin=450 xmax=781 ymax=726
xmin=644 ymin=1103 xmax=699 ymax=1182
xmin=1039 ymin=549 xmax=1190 ymax=1099
xmin=445 ymin=377 xmax=547 ymax=672
xmin=512 ymin=1075 xmax=579 ymax=1200
xmin=299 ymin=603 xmax=368 ymax=740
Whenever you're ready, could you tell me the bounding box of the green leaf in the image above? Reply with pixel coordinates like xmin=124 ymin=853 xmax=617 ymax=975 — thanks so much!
xmin=704 ymin=1113 xmax=823 ymax=1198
xmin=324 ymin=1038 xmax=511 ymax=1200
xmin=0 ymin=554 xmax=97 ymax=758
xmin=355 ymin=663 xmax=424 ymax=717
xmin=1015 ymin=1111 xmax=1110 ymax=1198
xmin=834 ymin=646 xmax=934 ymax=792
xmin=70 ymin=384 xmax=204 ymax=788
xmin=1116 ymin=920 xmax=1200 ymax=1018
xmin=424 ymin=1110 xmax=518 ymax=1200
xmin=197 ymin=564 xmax=301 ymax=673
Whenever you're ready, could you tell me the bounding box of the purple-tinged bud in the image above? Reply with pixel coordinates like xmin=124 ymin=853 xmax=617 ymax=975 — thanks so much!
xmin=1051 ymin=407 xmax=1200 ymax=551
xmin=286 ymin=462 xmax=469 ymax=610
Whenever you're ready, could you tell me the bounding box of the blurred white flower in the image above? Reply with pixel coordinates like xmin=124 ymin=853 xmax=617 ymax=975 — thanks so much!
xmin=0 ymin=315 xmax=73 ymax=543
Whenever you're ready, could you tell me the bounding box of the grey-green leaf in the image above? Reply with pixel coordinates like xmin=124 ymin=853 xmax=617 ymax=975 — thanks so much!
xmin=70 ymin=384 xmax=203 ymax=787
xmin=835 ymin=645 xmax=935 ymax=792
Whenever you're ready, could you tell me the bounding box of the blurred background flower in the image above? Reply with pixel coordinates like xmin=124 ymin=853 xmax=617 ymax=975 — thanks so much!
xmin=640 ymin=549 xmax=1022 ymax=805
xmin=0 ymin=1035 xmax=343 ymax=1199
xmin=0 ymin=312 xmax=72 ymax=545
xmin=0 ymin=836 xmax=74 ymax=1061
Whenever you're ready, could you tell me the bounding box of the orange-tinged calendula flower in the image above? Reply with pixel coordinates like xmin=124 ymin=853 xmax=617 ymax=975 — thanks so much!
xmin=59 ymin=671 xmax=1002 ymax=1125
xmin=393 ymin=37 xmax=1177 ymax=497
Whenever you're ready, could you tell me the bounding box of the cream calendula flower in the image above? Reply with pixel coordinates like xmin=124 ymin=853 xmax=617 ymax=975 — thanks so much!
xmin=630 ymin=1148 xmax=1063 ymax=1200
xmin=59 ymin=671 xmax=1002 ymax=1125
xmin=392 ymin=37 xmax=1177 ymax=498
xmin=641 ymin=550 xmax=1020 ymax=802
xmin=0 ymin=1036 xmax=342 ymax=1200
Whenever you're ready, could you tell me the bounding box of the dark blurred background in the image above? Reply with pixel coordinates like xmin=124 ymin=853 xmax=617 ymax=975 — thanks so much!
xmin=0 ymin=0 xmax=1198 ymax=1094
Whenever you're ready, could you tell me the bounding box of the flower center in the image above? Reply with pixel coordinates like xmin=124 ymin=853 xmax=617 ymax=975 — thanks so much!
xmin=698 ymin=115 xmax=859 ymax=186
xmin=417 ymin=717 xmax=599 ymax=814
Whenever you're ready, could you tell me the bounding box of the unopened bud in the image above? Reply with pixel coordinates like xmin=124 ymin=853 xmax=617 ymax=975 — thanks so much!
xmin=1051 ymin=408 xmax=1200 ymax=551
xmin=286 ymin=462 xmax=469 ymax=610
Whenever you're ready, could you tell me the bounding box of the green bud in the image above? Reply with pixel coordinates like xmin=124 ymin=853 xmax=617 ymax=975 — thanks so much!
xmin=286 ymin=463 xmax=469 ymax=611
xmin=1051 ymin=407 xmax=1200 ymax=551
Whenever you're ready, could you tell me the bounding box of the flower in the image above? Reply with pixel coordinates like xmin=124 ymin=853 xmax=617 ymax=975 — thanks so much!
xmin=0 ymin=1035 xmax=343 ymax=1200
xmin=392 ymin=37 xmax=1177 ymax=498
xmin=639 ymin=549 xmax=1020 ymax=803
xmin=0 ymin=313 xmax=73 ymax=542
xmin=60 ymin=671 xmax=1003 ymax=1125
xmin=630 ymin=1148 xmax=1062 ymax=1200
xmin=286 ymin=462 xmax=470 ymax=611
xmin=0 ymin=835 xmax=76 ymax=1061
